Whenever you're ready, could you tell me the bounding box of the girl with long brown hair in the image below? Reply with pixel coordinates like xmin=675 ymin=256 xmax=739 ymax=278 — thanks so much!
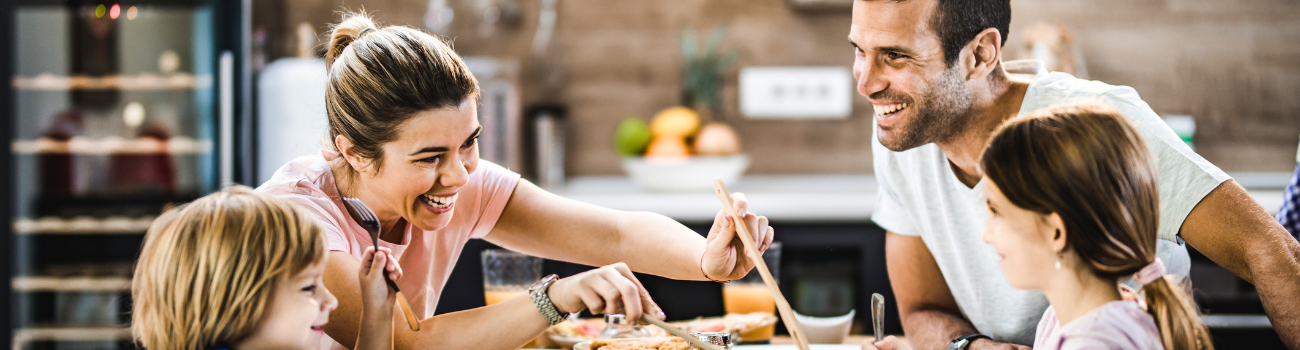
xmin=977 ymin=103 xmax=1214 ymax=350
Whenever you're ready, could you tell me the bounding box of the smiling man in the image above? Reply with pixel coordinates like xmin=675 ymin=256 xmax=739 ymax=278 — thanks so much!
xmin=848 ymin=0 xmax=1300 ymax=349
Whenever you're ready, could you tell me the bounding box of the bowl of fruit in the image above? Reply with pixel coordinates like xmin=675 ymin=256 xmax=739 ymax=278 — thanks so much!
xmin=614 ymin=106 xmax=749 ymax=192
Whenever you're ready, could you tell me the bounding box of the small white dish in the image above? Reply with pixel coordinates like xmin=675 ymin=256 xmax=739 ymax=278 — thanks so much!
xmin=792 ymin=310 xmax=855 ymax=344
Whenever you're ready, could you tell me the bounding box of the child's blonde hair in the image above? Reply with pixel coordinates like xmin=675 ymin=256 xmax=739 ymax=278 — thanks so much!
xmin=131 ymin=186 xmax=326 ymax=350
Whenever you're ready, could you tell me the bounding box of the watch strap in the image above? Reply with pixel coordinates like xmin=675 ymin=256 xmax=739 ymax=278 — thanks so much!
xmin=529 ymin=274 xmax=567 ymax=326
xmin=948 ymin=334 xmax=991 ymax=350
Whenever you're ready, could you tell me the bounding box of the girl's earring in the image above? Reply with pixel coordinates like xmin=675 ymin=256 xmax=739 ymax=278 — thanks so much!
xmin=1052 ymin=229 xmax=1064 ymax=271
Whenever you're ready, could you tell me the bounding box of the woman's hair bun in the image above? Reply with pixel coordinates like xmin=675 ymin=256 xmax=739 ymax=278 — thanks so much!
xmin=326 ymin=12 xmax=378 ymax=67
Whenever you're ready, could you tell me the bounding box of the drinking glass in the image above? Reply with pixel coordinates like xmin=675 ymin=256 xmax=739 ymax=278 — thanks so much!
xmin=482 ymin=249 xmax=544 ymax=347
xmin=722 ymin=242 xmax=781 ymax=343
xmin=481 ymin=249 xmax=542 ymax=305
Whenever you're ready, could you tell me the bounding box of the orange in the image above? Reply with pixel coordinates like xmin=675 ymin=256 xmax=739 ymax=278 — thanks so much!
xmin=650 ymin=106 xmax=701 ymax=138
xmin=644 ymin=136 xmax=691 ymax=158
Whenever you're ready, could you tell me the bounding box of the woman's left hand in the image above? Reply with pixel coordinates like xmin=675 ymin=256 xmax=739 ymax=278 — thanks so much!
xmin=701 ymin=192 xmax=775 ymax=281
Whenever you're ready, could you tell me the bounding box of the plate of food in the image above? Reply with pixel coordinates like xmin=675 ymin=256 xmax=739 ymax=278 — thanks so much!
xmin=547 ymin=317 xmax=658 ymax=348
xmin=546 ymin=313 xmax=777 ymax=348
xmin=678 ymin=312 xmax=778 ymax=340
xmin=574 ymin=337 xmax=690 ymax=350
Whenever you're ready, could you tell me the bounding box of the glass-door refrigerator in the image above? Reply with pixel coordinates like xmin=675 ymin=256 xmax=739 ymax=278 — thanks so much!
xmin=2 ymin=0 xmax=248 ymax=348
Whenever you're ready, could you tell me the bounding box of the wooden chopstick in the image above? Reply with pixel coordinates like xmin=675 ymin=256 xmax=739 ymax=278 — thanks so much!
xmin=713 ymin=178 xmax=810 ymax=350
xmin=640 ymin=314 xmax=724 ymax=350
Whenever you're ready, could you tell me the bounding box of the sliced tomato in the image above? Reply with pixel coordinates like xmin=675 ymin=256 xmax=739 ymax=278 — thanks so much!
xmin=578 ymin=321 xmax=604 ymax=337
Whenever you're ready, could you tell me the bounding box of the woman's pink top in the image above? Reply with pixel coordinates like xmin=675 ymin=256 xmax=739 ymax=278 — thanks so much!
xmin=1033 ymin=301 xmax=1165 ymax=350
xmin=257 ymin=152 xmax=519 ymax=348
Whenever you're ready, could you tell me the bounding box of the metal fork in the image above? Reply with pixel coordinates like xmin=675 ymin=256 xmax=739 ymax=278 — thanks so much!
xmin=342 ymin=197 xmax=422 ymax=331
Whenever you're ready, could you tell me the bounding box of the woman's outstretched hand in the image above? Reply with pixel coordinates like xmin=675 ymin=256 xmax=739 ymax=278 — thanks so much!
xmin=701 ymin=192 xmax=776 ymax=281
xmin=547 ymin=262 xmax=664 ymax=322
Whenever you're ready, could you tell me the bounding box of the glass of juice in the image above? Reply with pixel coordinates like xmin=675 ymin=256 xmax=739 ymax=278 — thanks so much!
xmin=481 ymin=249 xmax=542 ymax=305
xmin=722 ymin=242 xmax=781 ymax=343
xmin=482 ymin=249 xmax=544 ymax=347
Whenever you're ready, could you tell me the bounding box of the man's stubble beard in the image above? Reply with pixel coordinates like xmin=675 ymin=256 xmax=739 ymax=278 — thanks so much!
xmin=878 ymin=66 xmax=975 ymax=152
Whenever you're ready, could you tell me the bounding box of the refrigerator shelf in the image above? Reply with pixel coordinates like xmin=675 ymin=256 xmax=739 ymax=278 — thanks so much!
xmin=12 ymin=136 xmax=210 ymax=155
xmin=12 ymin=276 xmax=132 ymax=292
xmin=12 ymin=73 xmax=211 ymax=91
xmin=12 ymin=326 xmax=131 ymax=349
xmin=13 ymin=217 xmax=154 ymax=235
xmin=5 ymin=1 xmax=248 ymax=346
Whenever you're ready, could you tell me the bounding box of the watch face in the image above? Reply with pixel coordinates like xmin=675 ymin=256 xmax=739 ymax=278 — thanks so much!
xmin=947 ymin=339 xmax=968 ymax=350
xmin=531 ymin=274 xmax=556 ymax=293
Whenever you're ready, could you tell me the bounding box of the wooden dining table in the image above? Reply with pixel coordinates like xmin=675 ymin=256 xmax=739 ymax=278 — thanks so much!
xmin=770 ymin=335 xmax=901 ymax=345
xmin=539 ymin=335 xmax=904 ymax=349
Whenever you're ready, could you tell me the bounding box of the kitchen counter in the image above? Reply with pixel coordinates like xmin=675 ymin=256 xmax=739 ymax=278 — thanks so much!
xmin=549 ymin=173 xmax=1290 ymax=224
xmin=548 ymin=175 xmax=876 ymax=224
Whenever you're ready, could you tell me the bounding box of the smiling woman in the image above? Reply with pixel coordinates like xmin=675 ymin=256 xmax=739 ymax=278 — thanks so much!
xmin=255 ymin=11 xmax=778 ymax=350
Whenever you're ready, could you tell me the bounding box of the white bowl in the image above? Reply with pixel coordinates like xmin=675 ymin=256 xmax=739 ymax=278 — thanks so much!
xmin=793 ymin=310 xmax=855 ymax=344
xmin=621 ymin=155 xmax=750 ymax=192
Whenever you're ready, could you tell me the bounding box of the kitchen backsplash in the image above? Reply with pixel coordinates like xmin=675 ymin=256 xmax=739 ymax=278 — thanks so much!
xmin=257 ymin=0 xmax=1300 ymax=176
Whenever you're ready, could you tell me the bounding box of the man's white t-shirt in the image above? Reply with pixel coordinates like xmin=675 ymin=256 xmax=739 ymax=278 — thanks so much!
xmin=870 ymin=60 xmax=1231 ymax=345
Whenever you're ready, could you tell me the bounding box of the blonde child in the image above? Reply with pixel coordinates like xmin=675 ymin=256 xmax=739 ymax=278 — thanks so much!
xmin=131 ymin=186 xmax=402 ymax=350
xmin=872 ymin=103 xmax=1214 ymax=350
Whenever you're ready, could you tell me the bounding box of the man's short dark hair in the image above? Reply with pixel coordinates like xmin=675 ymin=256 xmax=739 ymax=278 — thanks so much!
xmin=930 ymin=0 xmax=1011 ymax=67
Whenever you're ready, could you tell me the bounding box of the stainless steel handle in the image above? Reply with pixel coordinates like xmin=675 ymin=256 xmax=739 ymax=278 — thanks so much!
xmin=218 ymin=51 xmax=234 ymax=186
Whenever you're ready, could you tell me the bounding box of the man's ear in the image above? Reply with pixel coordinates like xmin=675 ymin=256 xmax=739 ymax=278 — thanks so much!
xmin=964 ymin=27 xmax=1003 ymax=81
xmin=335 ymin=134 xmax=372 ymax=176
xmin=1045 ymin=212 xmax=1067 ymax=253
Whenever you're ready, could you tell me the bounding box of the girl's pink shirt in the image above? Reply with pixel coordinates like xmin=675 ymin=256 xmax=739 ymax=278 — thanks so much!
xmin=1033 ymin=301 xmax=1165 ymax=350
xmin=257 ymin=152 xmax=519 ymax=319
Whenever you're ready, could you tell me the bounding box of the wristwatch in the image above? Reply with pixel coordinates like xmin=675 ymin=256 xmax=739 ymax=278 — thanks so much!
xmin=947 ymin=334 xmax=991 ymax=350
xmin=529 ymin=274 xmax=569 ymax=326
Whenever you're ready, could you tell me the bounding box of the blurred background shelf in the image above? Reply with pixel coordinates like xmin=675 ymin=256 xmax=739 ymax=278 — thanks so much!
xmin=12 ymin=327 xmax=131 ymax=349
xmin=13 ymin=217 xmax=154 ymax=235
xmin=12 ymin=74 xmax=211 ymax=91
xmin=11 ymin=277 xmax=133 ymax=293
xmin=11 ymin=137 xmax=210 ymax=155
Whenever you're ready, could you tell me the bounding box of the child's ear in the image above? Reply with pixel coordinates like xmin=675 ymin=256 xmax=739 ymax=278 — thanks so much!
xmin=1045 ymin=213 xmax=1067 ymax=252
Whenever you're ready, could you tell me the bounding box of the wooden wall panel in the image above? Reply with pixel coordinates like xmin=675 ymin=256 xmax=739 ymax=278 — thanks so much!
xmin=262 ymin=0 xmax=1300 ymax=175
